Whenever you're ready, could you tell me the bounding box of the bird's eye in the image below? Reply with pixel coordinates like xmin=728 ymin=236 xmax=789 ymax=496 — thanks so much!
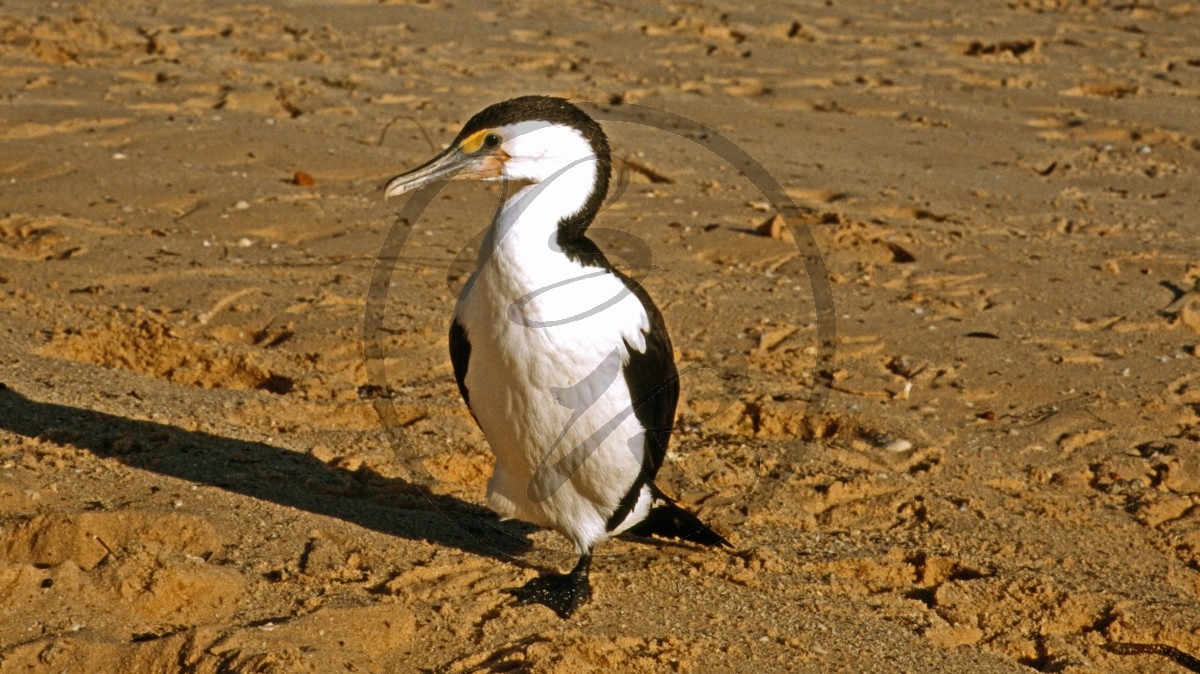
xmin=483 ymin=133 xmax=501 ymax=149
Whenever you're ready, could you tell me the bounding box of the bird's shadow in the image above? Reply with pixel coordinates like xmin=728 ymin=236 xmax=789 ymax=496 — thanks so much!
xmin=0 ymin=383 xmax=544 ymax=567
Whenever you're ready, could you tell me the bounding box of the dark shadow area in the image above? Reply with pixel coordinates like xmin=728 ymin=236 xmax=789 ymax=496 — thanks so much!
xmin=0 ymin=384 xmax=539 ymax=566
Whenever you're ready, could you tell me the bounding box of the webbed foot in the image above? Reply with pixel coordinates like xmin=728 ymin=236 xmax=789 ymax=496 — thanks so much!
xmin=507 ymin=554 xmax=592 ymax=618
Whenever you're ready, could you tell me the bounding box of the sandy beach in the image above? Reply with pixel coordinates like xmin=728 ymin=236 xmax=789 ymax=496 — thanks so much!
xmin=2 ymin=0 xmax=1200 ymax=671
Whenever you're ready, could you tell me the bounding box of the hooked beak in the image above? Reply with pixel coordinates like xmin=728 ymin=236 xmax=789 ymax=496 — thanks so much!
xmin=383 ymin=145 xmax=506 ymax=199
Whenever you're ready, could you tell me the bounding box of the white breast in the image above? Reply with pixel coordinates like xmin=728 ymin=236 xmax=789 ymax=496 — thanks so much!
xmin=454 ymin=174 xmax=653 ymax=554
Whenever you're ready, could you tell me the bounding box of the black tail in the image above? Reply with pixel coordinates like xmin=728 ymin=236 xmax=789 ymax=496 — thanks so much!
xmin=626 ymin=486 xmax=732 ymax=549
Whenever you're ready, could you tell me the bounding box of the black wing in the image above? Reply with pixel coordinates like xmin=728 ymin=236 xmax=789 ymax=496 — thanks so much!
xmin=621 ymin=289 xmax=678 ymax=480
xmin=448 ymin=318 xmax=474 ymax=414
xmin=559 ymin=236 xmax=679 ymax=533
xmin=553 ymin=234 xmax=679 ymax=480
xmin=603 ymin=285 xmax=678 ymax=533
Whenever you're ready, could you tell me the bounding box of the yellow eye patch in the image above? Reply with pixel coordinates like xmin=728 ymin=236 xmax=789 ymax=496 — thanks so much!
xmin=461 ymin=130 xmax=491 ymax=154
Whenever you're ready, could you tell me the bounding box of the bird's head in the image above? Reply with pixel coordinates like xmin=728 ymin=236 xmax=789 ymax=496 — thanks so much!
xmin=384 ymin=96 xmax=611 ymax=203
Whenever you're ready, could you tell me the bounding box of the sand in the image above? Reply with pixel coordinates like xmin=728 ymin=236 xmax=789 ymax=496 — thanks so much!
xmin=2 ymin=0 xmax=1200 ymax=671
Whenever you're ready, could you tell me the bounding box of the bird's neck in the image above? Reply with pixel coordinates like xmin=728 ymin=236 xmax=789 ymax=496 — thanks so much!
xmin=484 ymin=157 xmax=604 ymax=267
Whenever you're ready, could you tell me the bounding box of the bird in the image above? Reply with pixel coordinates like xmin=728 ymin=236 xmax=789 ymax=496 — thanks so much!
xmin=384 ymin=95 xmax=730 ymax=618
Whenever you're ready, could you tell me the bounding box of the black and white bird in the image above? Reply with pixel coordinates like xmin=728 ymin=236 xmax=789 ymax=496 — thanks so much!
xmin=384 ymin=96 xmax=729 ymax=618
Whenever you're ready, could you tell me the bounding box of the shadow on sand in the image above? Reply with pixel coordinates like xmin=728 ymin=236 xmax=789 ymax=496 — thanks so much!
xmin=0 ymin=383 xmax=540 ymax=566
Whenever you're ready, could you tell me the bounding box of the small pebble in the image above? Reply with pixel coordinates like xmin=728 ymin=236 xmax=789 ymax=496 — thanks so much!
xmin=234 ymin=200 xmax=250 ymax=210
xmin=883 ymin=439 xmax=913 ymax=453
